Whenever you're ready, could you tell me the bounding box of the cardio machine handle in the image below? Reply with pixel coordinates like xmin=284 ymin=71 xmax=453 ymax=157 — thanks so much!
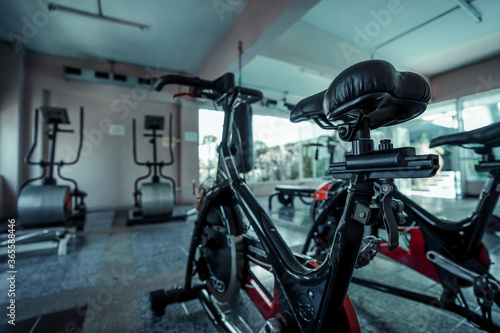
xmin=132 ymin=118 xmax=147 ymax=166
xmin=24 ymin=108 xmax=41 ymax=165
xmin=63 ymin=107 xmax=84 ymax=166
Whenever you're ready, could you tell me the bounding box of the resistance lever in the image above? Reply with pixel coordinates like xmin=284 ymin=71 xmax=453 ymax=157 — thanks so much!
xmin=375 ymin=180 xmax=404 ymax=250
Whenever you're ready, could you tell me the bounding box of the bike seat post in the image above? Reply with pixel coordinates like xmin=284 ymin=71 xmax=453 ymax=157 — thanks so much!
xmin=351 ymin=117 xmax=374 ymax=155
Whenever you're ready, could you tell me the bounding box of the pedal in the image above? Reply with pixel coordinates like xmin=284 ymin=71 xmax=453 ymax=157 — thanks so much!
xmin=474 ymin=275 xmax=500 ymax=311
xmin=355 ymin=235 xmax=381 ymax=268
xmin=427 ymin=250 xmax=500 ymax=312
xmin=150 ymin=284 xmax=206 ymax=316
xmin=150 ymin=289 xmax=168 ymax=316
xmin=259 ymin=312 xmax=294 ymax=333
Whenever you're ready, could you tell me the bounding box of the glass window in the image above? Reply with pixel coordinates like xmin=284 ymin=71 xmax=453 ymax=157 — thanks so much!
xmin=198 ymin=89 xmax=500 ymax=198
xmin=198 ymin=108 xmax=343 ymax=184
xmin=386 ymin=101 xmax=459 ymax=198
xmin=198 ymin=109 xmax=223 ymax=183
xmin=460 ymin=91 xmax=500 ymax=187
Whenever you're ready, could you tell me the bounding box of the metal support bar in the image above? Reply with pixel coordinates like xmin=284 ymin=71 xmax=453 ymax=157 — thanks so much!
xmin=47 ymin=3 xmax=149 ymax=30
xmin=351 ymin=276 xmax=500 ymax=331
xmin=454 ymin=0 xmax=482 ymax=23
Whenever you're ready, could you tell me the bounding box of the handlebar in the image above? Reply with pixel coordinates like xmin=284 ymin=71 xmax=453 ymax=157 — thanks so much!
xmin=63 ymin=107 xmax=84 ymax=166
xmin=153 ymin=72 xmax=263 ymax=105
xmin=235 ymin=86 xmax=263 ymax=105
xmin=154 ymin=74 xmax=224 ymax=92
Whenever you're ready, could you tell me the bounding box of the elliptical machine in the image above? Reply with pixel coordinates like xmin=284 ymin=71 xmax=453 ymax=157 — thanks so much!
xmin=127 ymin=114 xmax=185 ymax=225
xmin=7 ymin=107 xmax=87 ymax=255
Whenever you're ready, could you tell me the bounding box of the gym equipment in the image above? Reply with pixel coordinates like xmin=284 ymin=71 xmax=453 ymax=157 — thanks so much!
xmin=303 ymin=122 xmax=500 ymax=331
xmin=10 ymin=107 xmax=87 ymax=255
xmin=268 ymin=185 xmax=315 ymax=210
xmin=268 ymin=136 xmax=337 ymax=210
xmin=127 ymin=114 xmax=185 ymax=225
xmin=148 ymin=60 xmax=438 ymax=332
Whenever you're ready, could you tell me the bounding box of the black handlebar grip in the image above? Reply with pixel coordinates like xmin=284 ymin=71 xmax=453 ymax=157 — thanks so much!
xmin=153 ymin=74 xmax=219 ymax=92
xmin=153 ymin=72 xmax=262 ymax=104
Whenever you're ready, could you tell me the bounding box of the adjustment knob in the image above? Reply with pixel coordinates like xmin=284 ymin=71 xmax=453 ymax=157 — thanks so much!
xmin=379 ymin=139 xmax=393 ymax=150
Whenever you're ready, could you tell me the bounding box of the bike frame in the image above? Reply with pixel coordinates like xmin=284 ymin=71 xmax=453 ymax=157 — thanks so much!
xmin=185 ymin=92 xmax=366 ymax=332
xmin=384 ymin=169 xmax=499 ymax=277
xmin=149 ymin=70 xmax=437 ymax=332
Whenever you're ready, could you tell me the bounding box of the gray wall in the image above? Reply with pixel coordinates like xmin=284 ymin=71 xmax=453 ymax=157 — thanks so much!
xmin=430 ymin=55 xmax=500 ymax=103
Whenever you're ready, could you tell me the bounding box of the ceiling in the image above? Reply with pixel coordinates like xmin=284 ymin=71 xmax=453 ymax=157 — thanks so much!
xmin=1 ymin=0 xmax=500 ymax=106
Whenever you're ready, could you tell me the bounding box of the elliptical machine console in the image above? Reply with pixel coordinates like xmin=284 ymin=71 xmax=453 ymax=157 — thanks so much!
xmin=127 ymin=114 xmax=186 ymax=225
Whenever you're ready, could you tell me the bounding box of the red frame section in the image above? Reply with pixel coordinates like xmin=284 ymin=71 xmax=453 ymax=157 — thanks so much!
xmin=312 ymin=182 xmax=334 ymax=201
xmin=378 ymin=227 xmax=440 ymax=281
xmin=379 ymin=227 xmax=492 ymax=283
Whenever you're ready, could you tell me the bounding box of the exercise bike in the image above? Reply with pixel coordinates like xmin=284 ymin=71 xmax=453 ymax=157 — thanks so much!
xmin=148 ymin=60 xmax=438 ymax=332
xmin=127 ymin=114 xmax=186 ymax=225
xmin=303 ymin=122 xmax=500 ymax=331
xmin=4 ymin=107 xmax=87 ymax=255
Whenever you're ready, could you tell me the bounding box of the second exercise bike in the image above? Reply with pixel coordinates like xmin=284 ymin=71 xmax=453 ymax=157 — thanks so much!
xmin=303 ymin=122 xmax=500 ymax=331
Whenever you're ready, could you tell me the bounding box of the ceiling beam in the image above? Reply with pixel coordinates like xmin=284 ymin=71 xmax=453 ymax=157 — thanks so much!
xmin=196 ymin=0 xmax=320 ymax=79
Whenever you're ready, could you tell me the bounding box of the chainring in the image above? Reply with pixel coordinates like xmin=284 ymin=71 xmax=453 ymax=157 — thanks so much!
xmin=199 ymin=205 xmax=245 ymax=302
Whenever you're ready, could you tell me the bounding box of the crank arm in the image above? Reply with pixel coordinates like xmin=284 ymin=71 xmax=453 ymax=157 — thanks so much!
xmin=427 ymin=251 xmax=484 ymax=283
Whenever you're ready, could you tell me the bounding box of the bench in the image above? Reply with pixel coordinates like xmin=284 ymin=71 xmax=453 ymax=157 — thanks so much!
xmin=268 ymin=185 xmax=316 ymax=210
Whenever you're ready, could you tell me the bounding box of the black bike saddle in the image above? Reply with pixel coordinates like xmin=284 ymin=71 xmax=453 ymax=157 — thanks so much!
xmin=430 ymin=122 xmax=500 ymax=148
xmin=290 ymin=90 xmax=325 ymax=123
xmin=291 ymin=60 xmax=431 ymax=129
xmin=325 ymin=60 xmax=431 ymax=128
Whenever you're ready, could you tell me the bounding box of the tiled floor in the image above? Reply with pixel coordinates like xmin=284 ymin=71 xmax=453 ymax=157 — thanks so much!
xmin=1 ymin=193 xmax=499 ymax=332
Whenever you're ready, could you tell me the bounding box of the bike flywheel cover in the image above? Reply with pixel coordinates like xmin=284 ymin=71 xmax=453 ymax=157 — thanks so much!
xmin=200 ymin=206 xmax=244 ymax=302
